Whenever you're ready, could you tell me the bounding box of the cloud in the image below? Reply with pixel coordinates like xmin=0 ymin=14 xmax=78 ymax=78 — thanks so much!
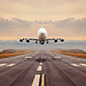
xmin=52 ymin=17 xmax=86 ymax=38
xmin=53 ymin=17 xmax=86 ymax=29
xmin=0 ymin=17 xmax=86 ymax=40
xmin=0 ymin=18 xmax=32 ymax=29
xmin=0 ymin=18 xmax=33 ymax=39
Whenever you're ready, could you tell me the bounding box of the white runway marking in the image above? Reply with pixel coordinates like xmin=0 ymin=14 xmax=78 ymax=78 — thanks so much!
xmin=0 ymin=63 xmax=6 ymax=67
xmin=71 ymin=63 xmax=80 ymax=67
xmin=79 ymin=63 xmax=86 ymax=66
xmin=7 ymin=63 xmax=16 ymax=67
xmin=25 ymin=56 xmax=32 ymax=59
xmin=32 ymin=74 xmax=40 ymax=86
xmin=54 ymin=56 xmax=62 ymax=58
xmin=37 ymin=66 xmax=42 ymax=71
xmin=39 ymin=62 xmax=42 ymax=65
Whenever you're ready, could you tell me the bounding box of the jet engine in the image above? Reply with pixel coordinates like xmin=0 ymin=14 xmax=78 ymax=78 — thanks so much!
xmin=26 ymin=40 xmax=30 ymax=43
xmin=46 ymin=41 xmax=49 ymax=44
xmin=54 ymin=39 xmax=58 ymax=43
xmin=35 ymin=41 xmax=38 ymax=44
xmin=20 ymin=39 xmax=23 ymax=42
xmin=61 ymin=39 xmax=64 ymax=42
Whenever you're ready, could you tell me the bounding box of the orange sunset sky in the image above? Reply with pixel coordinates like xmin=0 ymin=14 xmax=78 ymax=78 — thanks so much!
xmin=0 ymin=0 xmax=86 ymax=40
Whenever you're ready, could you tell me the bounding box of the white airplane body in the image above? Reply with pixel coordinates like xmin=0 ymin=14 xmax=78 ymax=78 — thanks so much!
xmin=20 ymin=27 xmax=64 ymax=45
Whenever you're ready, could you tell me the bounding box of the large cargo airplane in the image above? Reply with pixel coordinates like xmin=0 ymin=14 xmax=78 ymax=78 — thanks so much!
xmin=19 ymin=26 xmax=64 ymax=45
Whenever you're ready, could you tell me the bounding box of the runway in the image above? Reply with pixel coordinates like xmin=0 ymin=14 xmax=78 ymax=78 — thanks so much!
xmin=0 ymin=50 xmax=86 ymax=86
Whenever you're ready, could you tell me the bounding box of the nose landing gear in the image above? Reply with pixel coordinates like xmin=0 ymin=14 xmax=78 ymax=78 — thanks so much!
xmin=40 ymin=41 xmax=45 ymax=45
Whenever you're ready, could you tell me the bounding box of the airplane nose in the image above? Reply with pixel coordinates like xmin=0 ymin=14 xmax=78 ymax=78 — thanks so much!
xmin=41 ymin=26 xmax=44 ymax=28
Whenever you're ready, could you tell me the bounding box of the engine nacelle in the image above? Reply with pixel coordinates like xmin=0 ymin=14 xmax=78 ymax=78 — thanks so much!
xmin=54 ymin=39 xmax=58 ymax=43
xmin=20 ymin=39 xmax=23 ymax=42
xmin=35 ymin=41 xmax=38 ymax=44
xmin=46 ymin=41 xmax=49 ymax=44
xmin=26 ymin=40 xmax=30 ymax=43
xmin=61 ymin=39 xmax=64 ymax=42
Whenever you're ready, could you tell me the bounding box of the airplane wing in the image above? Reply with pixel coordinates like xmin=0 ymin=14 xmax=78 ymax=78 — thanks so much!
xmin=19 ymin=37 xmax=64 ymax=44
xmin=19 ymin=38 xmax=38 ymax=43
xmin=46 ymin=38 xmax=64 ymax=42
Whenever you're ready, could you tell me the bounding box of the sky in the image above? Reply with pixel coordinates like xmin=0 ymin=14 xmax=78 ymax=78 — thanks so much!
xmin=0 ymin=0 xmax=86 ymax=40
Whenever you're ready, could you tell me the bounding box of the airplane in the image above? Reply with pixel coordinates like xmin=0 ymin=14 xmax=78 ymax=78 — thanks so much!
xmin=19 ymin=26 xmax=64 ymax=45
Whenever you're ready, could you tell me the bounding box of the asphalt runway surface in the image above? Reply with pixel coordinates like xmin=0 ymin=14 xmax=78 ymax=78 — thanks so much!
xmin=0 ymin=50 xmax=86 ymax=86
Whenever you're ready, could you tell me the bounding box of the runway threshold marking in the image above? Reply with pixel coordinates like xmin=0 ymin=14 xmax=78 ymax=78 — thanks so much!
xmin=79 ymin=63 xmax=86 ymax=66
xmin=41 ymin=74 xmax=45 ymax=86
xmin=71 ymin=63 xmax=80 ymax=67
xmin=37 ymin=66 xmax=42 ymax=71
xmin=32 ymin=74 xmax=40 ymax=86
xmin=0 ymin=63 xmax=6 ymax=67
xmin=7 ymin=63 xmax=16 ymax=67
xmin=25 ymin=56 xmax=32 ymax=59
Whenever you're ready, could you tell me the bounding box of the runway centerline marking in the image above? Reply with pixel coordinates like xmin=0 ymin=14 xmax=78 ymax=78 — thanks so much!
xmin=54 ymin=56 xmax=62 ymax=58
xmin=32 ymin=74 xmax=40 ymax=86
xmin=39 ymin=62 xmax=42 ymax=65
xmin=79 ymin=63 xmax=86 ymax=66
xmin=41 ymin=74 xmax=45 ymax=86
xmin=71 ymin=63 xmax=80 ymax=67
xmin=37 ymin=66 xmax=42 ymax=71
xmin=7 ymin=63 xmax=16 ymax=67
xmin=0 ymin=63 xmax=7 ymax=67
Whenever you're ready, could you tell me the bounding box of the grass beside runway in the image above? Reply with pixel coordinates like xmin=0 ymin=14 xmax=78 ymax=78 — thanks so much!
xmin=0 ymin=49 xmax=35 ymax=58
xmin=51 ymin=49 xmax=86 ymax=58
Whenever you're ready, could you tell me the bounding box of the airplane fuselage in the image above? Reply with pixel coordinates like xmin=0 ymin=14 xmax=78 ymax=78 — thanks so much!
xmin=37 ymin=27 xmax=48 ymax=41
